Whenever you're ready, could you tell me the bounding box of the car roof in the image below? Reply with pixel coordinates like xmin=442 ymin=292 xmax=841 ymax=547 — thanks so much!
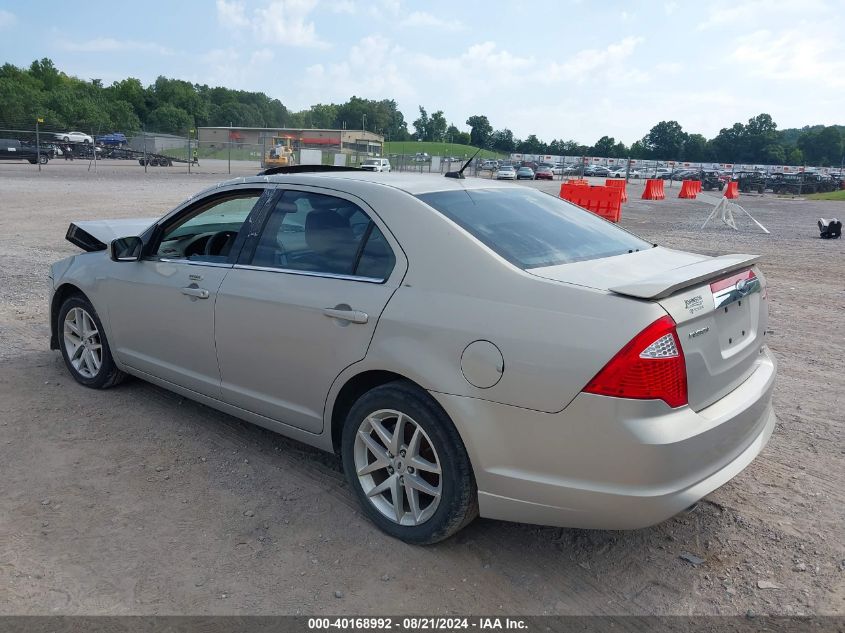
xmin=209 ymin=170 xmax=519 ymax=197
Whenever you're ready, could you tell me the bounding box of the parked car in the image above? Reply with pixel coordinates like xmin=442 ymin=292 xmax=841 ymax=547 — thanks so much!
xmin=585 ymin=166 xmax=610 ymax=177
xmin=516 ymin=166 xmax=535 ymax=180
xmin=534 ymin=166 xmax=555 ymax=180
xmin=50 ymin=170 xmax=777 ymax=544
xmin=608 ymin=166 xmax=628 ymax=178
xmin=96 ymin=133 xmax=128 ymax=146
xmin=55 ymin=131 xmax=94 ymax=144
xmin=496 ymin=165 xmax=516 ymax=180
xmin=360 ymin=158 xmax=391 ymax=172
xmin=0 ymin=138 xmax=49 ymax=164
xmin=479 ymin=160 xmax=498 ymax=171
xmin=412 ymin=152 xmax=430 ymax=163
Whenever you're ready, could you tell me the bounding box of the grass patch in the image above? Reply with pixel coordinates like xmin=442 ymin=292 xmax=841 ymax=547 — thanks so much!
xmin=806 ymin=189 xmax=845 ymax=200
xmin=383 ymin=141 xmax=505 ymax=159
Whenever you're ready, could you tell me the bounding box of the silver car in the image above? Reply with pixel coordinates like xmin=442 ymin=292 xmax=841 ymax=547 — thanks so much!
xmin=50 ymin=171 xmax=777 ymax=544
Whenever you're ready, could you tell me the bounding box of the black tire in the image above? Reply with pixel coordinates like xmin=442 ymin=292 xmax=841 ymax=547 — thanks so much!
xmin=57 ymin=295 xmax=126 ymax=389
xmin=63 ymin=136 xmax=69 ymax=142
xmin=341 ymin=381 xmax=478 ymax=544
xmin=39 ymin=154 xmax=48 ymax=165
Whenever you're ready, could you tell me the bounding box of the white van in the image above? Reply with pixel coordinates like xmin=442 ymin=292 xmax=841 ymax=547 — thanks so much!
xmin=361 ymin=158 xmax=391 ymax=172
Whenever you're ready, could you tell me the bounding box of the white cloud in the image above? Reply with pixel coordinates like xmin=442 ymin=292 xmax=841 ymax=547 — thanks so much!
xmin=697 ymin=0 xmax=828 ymax=30
xmin=297 ymin=35 xmax=414 ymax=111
xmin=0 ymin=9 xmax=16 ymax=29
xmin=250 ymin=49 xmax=274 ymax=65
xmin=664 ymin=1 xmax=678 ymax=15
xmin=400 ymin=11 xmax=463 ymax=31
xmin=216 ymin=0 xmax=250 ymax=28
xmin=59 ymin=38 xmax=175 ymax=55
xmin=729 ymin=27 xmax=845 ymax=87
xmin=542 ymin=36 xmax=645 ymax=83
xmin=216 ymin=0 xmax=328 ymax=48
xmin=329 ymin=0 xmax=356 ymax=14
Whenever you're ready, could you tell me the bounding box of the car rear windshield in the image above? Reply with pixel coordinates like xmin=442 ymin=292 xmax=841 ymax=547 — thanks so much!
xmin=417 ymin=188 xmax=651 ymax=268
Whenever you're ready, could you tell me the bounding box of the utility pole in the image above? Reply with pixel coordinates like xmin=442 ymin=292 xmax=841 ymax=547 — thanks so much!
xmin=36 ymin=117 xmax=43 ymax=172
xmin=228 ymin=121 xmax=232 ymax=175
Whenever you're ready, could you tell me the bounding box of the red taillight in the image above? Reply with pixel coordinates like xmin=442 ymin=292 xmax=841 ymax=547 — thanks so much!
xmin=583 ymin=315 xmax=688 ymax=408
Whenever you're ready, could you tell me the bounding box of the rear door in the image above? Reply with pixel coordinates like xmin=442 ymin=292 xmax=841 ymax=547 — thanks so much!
xmin=214 ymin=188 xmax=406 ymax=433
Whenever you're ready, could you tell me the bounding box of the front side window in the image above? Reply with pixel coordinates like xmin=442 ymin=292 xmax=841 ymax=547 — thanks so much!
xmin=154 ymin=191 xmax=261 ymax=262
xmin=250 ymin=191 xmax=395 ymax=281
xmin=417 ymin=188 xmax=651 ymax=269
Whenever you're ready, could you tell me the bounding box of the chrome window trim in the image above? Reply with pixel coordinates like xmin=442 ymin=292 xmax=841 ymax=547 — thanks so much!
xmin=233 ymin=263 xmax=385 ymax=284
xmin=152 ymin=258 xmax=234 ymax=269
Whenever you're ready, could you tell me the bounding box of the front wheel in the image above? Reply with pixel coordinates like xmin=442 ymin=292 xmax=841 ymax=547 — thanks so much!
xmin=58 ymin=295 xmax=125 ymax=389
xmin=342 ymin=382 xmax=478 ymax=544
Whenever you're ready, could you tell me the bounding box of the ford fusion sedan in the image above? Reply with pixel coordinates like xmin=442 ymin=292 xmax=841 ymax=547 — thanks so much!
xmin=50 ymin=169 xmax=777 ymax=544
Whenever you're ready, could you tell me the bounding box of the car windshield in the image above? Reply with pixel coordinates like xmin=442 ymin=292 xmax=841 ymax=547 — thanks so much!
xmin=417 ymin=188 xmax=651 ymax=268
xmin=363 ymin=160 xmax=379 ymax=165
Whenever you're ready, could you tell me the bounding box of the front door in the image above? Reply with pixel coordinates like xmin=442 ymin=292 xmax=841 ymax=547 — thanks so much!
xmin=214 ymin=189 xmax=405 ymax=432
xmin=105 ymin=188 xmax=264 ymax=397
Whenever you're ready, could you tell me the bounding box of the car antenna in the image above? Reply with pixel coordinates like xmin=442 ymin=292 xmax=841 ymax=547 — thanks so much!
xmin=445 ymin=148 xmax=482 ymax=179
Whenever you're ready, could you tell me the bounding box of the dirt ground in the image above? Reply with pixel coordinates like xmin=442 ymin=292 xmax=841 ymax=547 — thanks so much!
xmin=0 ymin=161 xmax=842 ymax=616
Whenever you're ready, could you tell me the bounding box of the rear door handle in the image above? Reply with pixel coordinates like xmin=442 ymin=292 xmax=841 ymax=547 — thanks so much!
xmin=322 ymin=307 xmax=368 ymax=324
xmin=181 ymin=287 xmax=209 ymax=299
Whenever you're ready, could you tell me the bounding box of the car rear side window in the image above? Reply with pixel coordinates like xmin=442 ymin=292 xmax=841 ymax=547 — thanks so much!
xmin=250 ymin=191 xmax=395 ymax=281
xmin=417 ymin=188 xmax=651 ymax=268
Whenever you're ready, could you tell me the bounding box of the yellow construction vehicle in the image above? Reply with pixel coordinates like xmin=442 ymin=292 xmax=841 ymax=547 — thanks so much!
xmin=263 ymin=135 xmax=296 ymax=169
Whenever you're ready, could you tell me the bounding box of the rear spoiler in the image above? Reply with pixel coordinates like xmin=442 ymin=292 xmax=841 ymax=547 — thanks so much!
xmin=609 ymin=254 xmax=761 ymax=300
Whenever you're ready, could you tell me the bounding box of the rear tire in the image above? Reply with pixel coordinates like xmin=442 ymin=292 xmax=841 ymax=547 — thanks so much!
xmin=341 ymin=381 xmax=478 ymax=544
xmin=58 ymin=295 xmax=126 ymax=389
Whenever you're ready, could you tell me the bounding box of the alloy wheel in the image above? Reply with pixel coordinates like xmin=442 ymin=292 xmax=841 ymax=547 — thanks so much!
xmin=353 ymin=409 xmax=442 ymax=526
xmin=63 ymin=307 xmax=103 ymax=378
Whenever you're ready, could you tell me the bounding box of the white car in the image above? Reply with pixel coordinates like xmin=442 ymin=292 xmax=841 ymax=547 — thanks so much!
xmin=56 ymin=131 xmax=94 ymax=144
xmin=361 ymin=158 xmax=391 ymax=172
xmin=608 ymin=167 xmax=628 ymax=178
xmin=496 ymin=166 xmax=517 ymax=180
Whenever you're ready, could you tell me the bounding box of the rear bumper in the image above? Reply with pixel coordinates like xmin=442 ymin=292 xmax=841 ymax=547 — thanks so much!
xmin=432 ymin=346 xmax=777 ymax=530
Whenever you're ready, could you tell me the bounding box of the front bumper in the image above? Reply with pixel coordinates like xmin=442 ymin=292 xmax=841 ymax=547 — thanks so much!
xmin=431 ymin=346 xmax=777 ymax=530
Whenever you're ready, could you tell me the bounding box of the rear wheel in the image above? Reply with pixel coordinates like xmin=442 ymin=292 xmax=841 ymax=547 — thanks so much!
xmin=58 ymin=295 xmax=125 ymax=389
xmin=341 ymin=381 xmax=477 ymax=544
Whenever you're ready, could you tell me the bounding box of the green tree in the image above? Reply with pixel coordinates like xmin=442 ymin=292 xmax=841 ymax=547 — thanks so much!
xmin=466 ymin=114 xmax=492 ymax=147
xmin=428 ymin=110 xmax=447 ymax=142
xmin=146 ymin=104 xmax=192 ymax=134
xmin=682 ymin=134 xmax=710 ymax=162
xmin=643 ymin=120 xmax=687 ymax=159
xmin=591 ymin=135 xmax=616 ymax=157
xmin=412 ymin=106 xmax=429 ymax=140
xmin=491 ymin=128 xmax=515 ymax=152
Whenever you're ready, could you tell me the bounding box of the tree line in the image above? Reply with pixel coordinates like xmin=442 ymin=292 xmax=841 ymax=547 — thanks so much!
xmin=1 ymin=58 xmax=842 ymax=166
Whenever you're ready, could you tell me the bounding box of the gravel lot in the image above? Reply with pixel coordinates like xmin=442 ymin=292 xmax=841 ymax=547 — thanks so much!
xmin=0 ymin=161 xmax=842 ymax=616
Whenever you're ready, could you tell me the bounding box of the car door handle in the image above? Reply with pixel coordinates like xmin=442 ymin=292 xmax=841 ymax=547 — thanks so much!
xmin=181 ymin=287 xmax=209 ymax=299
xmin=322 ymin=307 xmax=369 ymax=324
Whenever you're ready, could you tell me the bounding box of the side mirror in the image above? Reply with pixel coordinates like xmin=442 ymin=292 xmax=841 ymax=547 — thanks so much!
xmin=110 ymin=236 xmax=143 ymax=262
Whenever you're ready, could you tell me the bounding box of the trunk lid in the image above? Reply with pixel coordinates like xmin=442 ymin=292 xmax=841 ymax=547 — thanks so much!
xmin=529 ymin=248 xmax=768 ymax=411
xmin=66 ymin=218 xmax=157 ymax=252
